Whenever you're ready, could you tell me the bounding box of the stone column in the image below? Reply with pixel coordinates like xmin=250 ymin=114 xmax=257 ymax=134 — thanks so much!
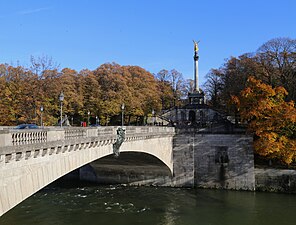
xmin=194 ymin=52 xmax=199 ymax=93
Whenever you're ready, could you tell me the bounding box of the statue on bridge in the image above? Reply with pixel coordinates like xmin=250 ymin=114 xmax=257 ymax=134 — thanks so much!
xmin=113 ymin=127 xmax=126 ymax=157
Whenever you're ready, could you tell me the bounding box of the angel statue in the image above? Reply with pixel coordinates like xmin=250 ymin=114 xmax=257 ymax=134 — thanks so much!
xmin=193 ymin=40 xmax=200 ymax=53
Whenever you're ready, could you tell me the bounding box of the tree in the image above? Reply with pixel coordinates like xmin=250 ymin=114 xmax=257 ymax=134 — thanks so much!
xmin=60 ymin=68 xmax=85 ymax=124
xmin=155 ymin=69 xmax=184 ymax=109
xmin=204 ymin=69 xmax=223 ymax=108
xmin=127 ymin=66 xmax=161 ymax=124
xmin=170 ymin=69 xmax=184 ymax=107
xmin=204 ymin=37 xmax=296 ymax=112
xmin=233 ymin=76 xmax=296 ymax=165
xmin=256 ymin=37 xmax=296 ymax=101
xmin=0 ymin=60 xmax=171 ymax=126
xmin=93 ymin=63 xmax=127 ymax=125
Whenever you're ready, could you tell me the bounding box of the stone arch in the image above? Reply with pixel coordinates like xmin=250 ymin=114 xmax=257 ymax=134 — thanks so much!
xmin=86 ymin=152 xmax=172 ymax=184
xmin=0 ymin=135 xmax=174 ymax=216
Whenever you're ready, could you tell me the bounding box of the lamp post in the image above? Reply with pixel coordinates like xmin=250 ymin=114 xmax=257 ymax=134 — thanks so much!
xmin=152 ymin=109 xmax=155 ymax=126
xmin=87 ymin=111 xmax=90 ymax=126
xmin=59 ymin=92 xmax=64 ymax=127
xmin=96 ymin=115 xmax=98 ymax=126
xmin=121 ymin=103 xmax=125 ymax=127
xmin=40 ymin=105 xmax=44 ymax=128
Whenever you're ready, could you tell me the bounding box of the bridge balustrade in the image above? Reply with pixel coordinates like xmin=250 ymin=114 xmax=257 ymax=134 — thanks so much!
xmin=12 ymin=131 xmax=47 ymax=145
xmin=0 ymin=126 xmax=175 ymax=165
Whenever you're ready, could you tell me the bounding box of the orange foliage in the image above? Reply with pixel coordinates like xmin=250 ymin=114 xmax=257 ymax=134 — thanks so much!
xmin=233 ymin=76 xmax=296 ymax=164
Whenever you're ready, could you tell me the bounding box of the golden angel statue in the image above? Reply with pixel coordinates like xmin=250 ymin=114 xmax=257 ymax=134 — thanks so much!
xmin=193 ymin=40 xmax=200 ymax=52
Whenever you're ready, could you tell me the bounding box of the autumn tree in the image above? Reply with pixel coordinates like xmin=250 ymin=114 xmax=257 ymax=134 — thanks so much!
xmin=155 ymin=69 xmax=185 ymax=109
xmin=29 ymin=55 xmax=61 ymax=125
xmin=0 ymin=60 xmax=168 ymax=126
xmin=233 ymin=76 xmax=296 ymax=165
xmin=205 ymin=37 xmax=296 ymax=112
xmin=94 ymin=63 xmax=161 ymax=125
xmin=126 ymin=66 xmax=161 ymax=124
xmin=93 ymin=63 xmax=129 ymax=125
xmin=0 ymin=65 xmax=38 ymax=124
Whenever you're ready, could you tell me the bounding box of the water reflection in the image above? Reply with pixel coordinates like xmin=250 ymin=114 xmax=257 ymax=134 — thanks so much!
xmin=1 ymin=186 xmax=296 ymax=225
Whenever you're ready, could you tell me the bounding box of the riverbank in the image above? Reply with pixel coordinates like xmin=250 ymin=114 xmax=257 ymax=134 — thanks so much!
xmin=255 ymin=168 xmax=296 ymax=193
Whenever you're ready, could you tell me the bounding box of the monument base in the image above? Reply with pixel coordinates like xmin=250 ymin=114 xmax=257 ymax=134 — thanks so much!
xmin=188 ymin=91 xmax=205 ymax=105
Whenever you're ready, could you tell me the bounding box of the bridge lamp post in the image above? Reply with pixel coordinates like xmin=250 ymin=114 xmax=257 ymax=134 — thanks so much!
xmin=121 ymin=103 xmax=125 ymax=127
xmin=87 ymin=111 xmax=90 ymax=126
xmin=96 ymin=115 xmax=98 ymax=126
xmin=40 ymin=105 xmax=44 ymax=128
xmin=152 ymin=109 xmax=155 ymax=126
xmin=59 ymin=92 xmax=64 ymax=128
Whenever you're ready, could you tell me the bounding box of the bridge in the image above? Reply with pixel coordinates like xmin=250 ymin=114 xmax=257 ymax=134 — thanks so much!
xmin=0 ymin=126 xmax=175 ymax=216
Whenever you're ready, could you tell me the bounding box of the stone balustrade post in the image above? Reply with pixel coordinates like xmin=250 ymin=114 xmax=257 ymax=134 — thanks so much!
xmin=0 ymin=130 xmax=13 ymax=147
xmin=47 ymin=129 xmax=65 ymax=142
xmin=86 ymin=128 xmax=98 ymax=137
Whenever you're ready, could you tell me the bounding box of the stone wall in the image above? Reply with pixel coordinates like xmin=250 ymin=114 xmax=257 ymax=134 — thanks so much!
xmin=170 ymin=132 xmax=255 ymax=190
xmin=194 ymin=134 xmax=255 ymax=191
xmin=170 ymin=134 xmax=195 ymax=187
xmin=255 ymin=168 xmax=296 ymax=193
xmin=55 ymin=130 xmax=255 ymax=191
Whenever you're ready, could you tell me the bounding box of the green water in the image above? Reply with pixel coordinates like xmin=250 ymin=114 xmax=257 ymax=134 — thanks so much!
xmin=1 ymin=185 xmax=295 ymax=225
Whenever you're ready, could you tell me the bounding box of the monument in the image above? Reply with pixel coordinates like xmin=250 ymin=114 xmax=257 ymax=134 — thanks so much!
xmin=188 ymin=40 xmax=205 ymax=105
xmin=159 ymin=41 xmax=255 ymax=190
xmin=159 ymin=40 xmax=248 ymax=131
xmin=193 ymin=40 xmax=200 ymax=92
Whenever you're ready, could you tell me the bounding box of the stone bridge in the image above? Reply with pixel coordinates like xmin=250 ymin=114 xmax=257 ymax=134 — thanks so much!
xmin=0 ymin=126 xmax=175 ymax=216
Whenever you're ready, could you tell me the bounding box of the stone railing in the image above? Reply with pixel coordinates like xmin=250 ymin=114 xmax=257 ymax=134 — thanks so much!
xmin=11 ymin=130 xmax=47 ymax=145
xmin=64 ymin=128 xmax=87 ymax=139
xmin=0 ymin=126 xmax=175 ymax=164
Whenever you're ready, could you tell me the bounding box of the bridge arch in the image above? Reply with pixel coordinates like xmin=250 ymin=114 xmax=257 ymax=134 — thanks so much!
xmin=0 ymin=126 xmax=174 ymax=216
xmin=85 ymin=151 xmax=172 ymax=185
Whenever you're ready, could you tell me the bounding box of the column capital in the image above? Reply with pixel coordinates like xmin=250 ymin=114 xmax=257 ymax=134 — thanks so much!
xmin=194 ymin=54 xmax=199 ymax=61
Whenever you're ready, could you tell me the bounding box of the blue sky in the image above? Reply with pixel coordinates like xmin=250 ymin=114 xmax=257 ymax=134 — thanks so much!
xmin=0 ymin=0 xmax=296 ymax=84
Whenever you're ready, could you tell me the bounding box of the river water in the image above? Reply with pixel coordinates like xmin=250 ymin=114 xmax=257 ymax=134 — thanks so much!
xmin=1 ymin=185 xmax=296 ymax=225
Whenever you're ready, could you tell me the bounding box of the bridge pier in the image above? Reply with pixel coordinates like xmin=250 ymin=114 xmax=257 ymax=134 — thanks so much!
xmin=170 ymin=131 xmax=255 ymax=190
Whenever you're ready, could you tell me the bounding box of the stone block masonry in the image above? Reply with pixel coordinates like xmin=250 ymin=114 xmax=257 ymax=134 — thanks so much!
xmin=171 ymin=133 xmax=255 ymax=190
xmin=171 ymin=134 xmax=195 ymax=187
xmin=194 ymin=134 xmax=255 ymax=191
xmin=255 ymin=168 xmax=296 ymax=193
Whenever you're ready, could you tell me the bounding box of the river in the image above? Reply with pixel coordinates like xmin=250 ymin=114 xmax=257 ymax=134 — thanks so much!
xmin=1 ymin=184 xmax=295 ymax=225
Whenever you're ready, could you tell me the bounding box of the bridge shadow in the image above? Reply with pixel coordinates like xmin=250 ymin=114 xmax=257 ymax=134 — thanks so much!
xmin=58 ymin=152 xmax=172 ymax=187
